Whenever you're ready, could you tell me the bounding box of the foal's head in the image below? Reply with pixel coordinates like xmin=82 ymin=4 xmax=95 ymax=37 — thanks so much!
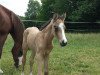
xmin=51 ymin=13 xmax=67 ymax=47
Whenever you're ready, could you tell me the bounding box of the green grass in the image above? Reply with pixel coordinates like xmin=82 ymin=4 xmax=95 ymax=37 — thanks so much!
xmin=1 ymin=33 xmax=100 ymax=75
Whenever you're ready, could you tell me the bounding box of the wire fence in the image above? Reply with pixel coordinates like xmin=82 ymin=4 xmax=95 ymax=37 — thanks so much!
xmin=22 ymin=20 xmax=100 ymax=33
xmin=22 ymin=20 xmax=100 ymax=23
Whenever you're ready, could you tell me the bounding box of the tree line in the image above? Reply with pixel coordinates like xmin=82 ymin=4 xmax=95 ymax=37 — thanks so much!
xmin=21 ymin=0 xmax=100 ymax=29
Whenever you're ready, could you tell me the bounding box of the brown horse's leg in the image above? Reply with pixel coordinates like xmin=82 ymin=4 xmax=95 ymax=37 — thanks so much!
xmin=0 ymin=33 xmax=8 ymax=73
xmin=10 ymin=32 xmax=22 ymax=68
xmin=0 ymin=33 xmax=8 ymax=58
xmin=11 ymin=42 xmax=21 ymax=68
xmin=44 ymin=55 xmax=49 ymax=75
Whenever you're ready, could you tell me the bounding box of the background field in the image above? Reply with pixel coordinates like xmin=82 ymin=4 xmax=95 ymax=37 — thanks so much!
xmin=1 ymin=33 xmax=100 ymax=75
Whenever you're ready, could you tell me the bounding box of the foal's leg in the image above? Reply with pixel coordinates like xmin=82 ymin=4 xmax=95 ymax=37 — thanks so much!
xmin=37 ymin=54 xmax=44 ymax=75
xmin=21 ymin=30 xmax=29 ymax=75
xmin=44 ymin=55 xmax=49 ymax=75
xmin=0 ymin=33 xmax=8 ymax=73
xmin=21 ymin=48 xmax=28 ymax=75
xmin=29 ymin=51 xmax=36 ymax=75
xmin=21 ymin=43 xmax=28 ymax=75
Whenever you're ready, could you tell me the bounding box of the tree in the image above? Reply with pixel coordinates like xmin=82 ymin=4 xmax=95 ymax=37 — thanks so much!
xmin=38 ymin=0 xmax=99 ymax=22
xmin=24 ymin=0 xmax=41 ymax=27
xmin=95 ymin=0 xmax=100 ymax=21
xmin=38 ymin=0 xmax=55 ymax=20
xmin=69 ymin=0 xmax=97 ymax=22
xmin=25 ymin=0 xmax=40 ymax=20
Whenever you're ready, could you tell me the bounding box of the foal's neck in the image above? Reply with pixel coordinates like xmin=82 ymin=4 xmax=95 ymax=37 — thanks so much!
xmin=42 ymin=23 xmax=54 ymax=44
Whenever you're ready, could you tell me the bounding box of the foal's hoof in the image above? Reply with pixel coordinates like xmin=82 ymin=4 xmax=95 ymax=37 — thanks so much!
xmin=0 ymin=69 xmax=3 ymax=74
xmin=30 ymin=72 xmax=33 ymax=75
xmin=21 ymin=72 xmax=24 ymax=75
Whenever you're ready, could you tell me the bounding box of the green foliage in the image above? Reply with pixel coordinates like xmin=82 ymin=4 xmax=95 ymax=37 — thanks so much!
xmin=95 ymin=0 xmax=100 ymax=21
xmin=69 ymin=0 xmax=97 ymax=21
xmin=24 ymin=0 xmax=41 ymax=27
xmin=38 ymin=0 xmax=55 ymax=20
xmin=54 ymin=0 xmax=71 ymax=14
xmin=24 ymin=0 xmax=100 ymax=28
xmin=37 ymin=0 xmax=99 ymax=22
xmin=25 ymin=0 xmax=40 ymax=20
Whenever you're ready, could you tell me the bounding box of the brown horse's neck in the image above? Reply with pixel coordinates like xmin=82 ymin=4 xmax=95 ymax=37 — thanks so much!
xmin=42 ymin=23 xmax=54 ymax=44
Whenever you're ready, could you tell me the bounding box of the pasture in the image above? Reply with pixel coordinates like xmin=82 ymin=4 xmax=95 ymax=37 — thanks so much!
xmin=1 ymin=33 xmax=100 ymax=75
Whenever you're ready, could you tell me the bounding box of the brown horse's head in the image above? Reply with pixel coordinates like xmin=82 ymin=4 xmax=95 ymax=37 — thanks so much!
xmin=51 ymin=13 xmax=67 ymax=47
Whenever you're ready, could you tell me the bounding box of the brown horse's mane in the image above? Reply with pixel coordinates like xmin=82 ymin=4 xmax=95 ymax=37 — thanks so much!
xmin=0 ymin=4 xmax=12 ymax=15
xmin=40 ymin=19 xmax=52 ymax=31
xmin=1 ymin=4 xmax=24 ymax=35
xmin=0 ymin=4 xmax=24 ymax=27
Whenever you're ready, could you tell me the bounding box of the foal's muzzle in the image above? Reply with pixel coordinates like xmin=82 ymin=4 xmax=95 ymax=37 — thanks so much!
xmin=60 ymin=40 xmax=67 ymax=47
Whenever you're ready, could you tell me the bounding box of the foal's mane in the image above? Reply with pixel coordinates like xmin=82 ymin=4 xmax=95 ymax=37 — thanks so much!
xmin=40 ymin=19 xmax=52 ymax=31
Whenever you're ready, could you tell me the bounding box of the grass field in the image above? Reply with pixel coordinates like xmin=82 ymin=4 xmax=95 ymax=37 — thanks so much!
xmin=1 ymin=33 xmax=100 ymax=75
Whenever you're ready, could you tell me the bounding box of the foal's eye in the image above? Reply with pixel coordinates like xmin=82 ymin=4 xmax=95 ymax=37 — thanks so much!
xmin=54 ymin=25 xmax=59 ymax=31
xmin=54 ymin=26 xmax=58 ymax=29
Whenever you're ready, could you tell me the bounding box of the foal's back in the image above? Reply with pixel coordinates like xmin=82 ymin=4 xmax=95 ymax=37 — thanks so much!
xmin=23 ymin=27 xmax=40 ymax=50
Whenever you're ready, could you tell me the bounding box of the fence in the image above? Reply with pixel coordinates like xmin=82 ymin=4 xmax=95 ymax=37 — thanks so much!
xmin=22 ymin=20 xmax=100 ymax=33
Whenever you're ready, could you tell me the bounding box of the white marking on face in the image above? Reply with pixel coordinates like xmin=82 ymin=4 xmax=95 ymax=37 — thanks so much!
xmin=59 ymin=23 xmax=67 ymax=43
xmin=18 ymin=56 xmax=23 ymax=65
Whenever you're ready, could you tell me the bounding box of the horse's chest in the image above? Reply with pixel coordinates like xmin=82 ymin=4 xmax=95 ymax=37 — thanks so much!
xmin=44 ymin=45 xmax=53 ymax=54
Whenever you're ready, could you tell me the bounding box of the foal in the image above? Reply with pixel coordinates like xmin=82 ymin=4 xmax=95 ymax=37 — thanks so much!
xmin=21 ymin=13 xmax=67 ymax=75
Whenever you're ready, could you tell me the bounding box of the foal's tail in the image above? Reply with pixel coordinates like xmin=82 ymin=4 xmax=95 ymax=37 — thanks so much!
xmin=22 ymin=29 xmax=29 ymax=50
xmin=18 ymin=29 xmax=29 ymax=66
xmin=22 ymin=29 xmax=29 ymax=56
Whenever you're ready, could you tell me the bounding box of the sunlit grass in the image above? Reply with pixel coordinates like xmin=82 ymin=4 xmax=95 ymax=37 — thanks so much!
xmin=1 ymin=33 xmax=100 ymax=75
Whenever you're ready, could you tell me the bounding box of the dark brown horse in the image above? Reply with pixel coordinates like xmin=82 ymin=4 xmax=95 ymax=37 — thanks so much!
xmin=0 ymin=4 xmax=24 ymax=73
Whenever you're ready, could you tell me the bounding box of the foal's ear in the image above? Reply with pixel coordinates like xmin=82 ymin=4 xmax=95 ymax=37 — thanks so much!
xmin=53 ymin=13 xmax=58 ymax=21
xmin=61 ymin=13 xmax=66 ymax=20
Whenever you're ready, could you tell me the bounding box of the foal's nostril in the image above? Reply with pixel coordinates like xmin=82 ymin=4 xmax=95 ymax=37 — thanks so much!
xmin=60 ymin=40 xmax=67 ymax=47
xmin=63 ymin=41 xmax=67 ymax=45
